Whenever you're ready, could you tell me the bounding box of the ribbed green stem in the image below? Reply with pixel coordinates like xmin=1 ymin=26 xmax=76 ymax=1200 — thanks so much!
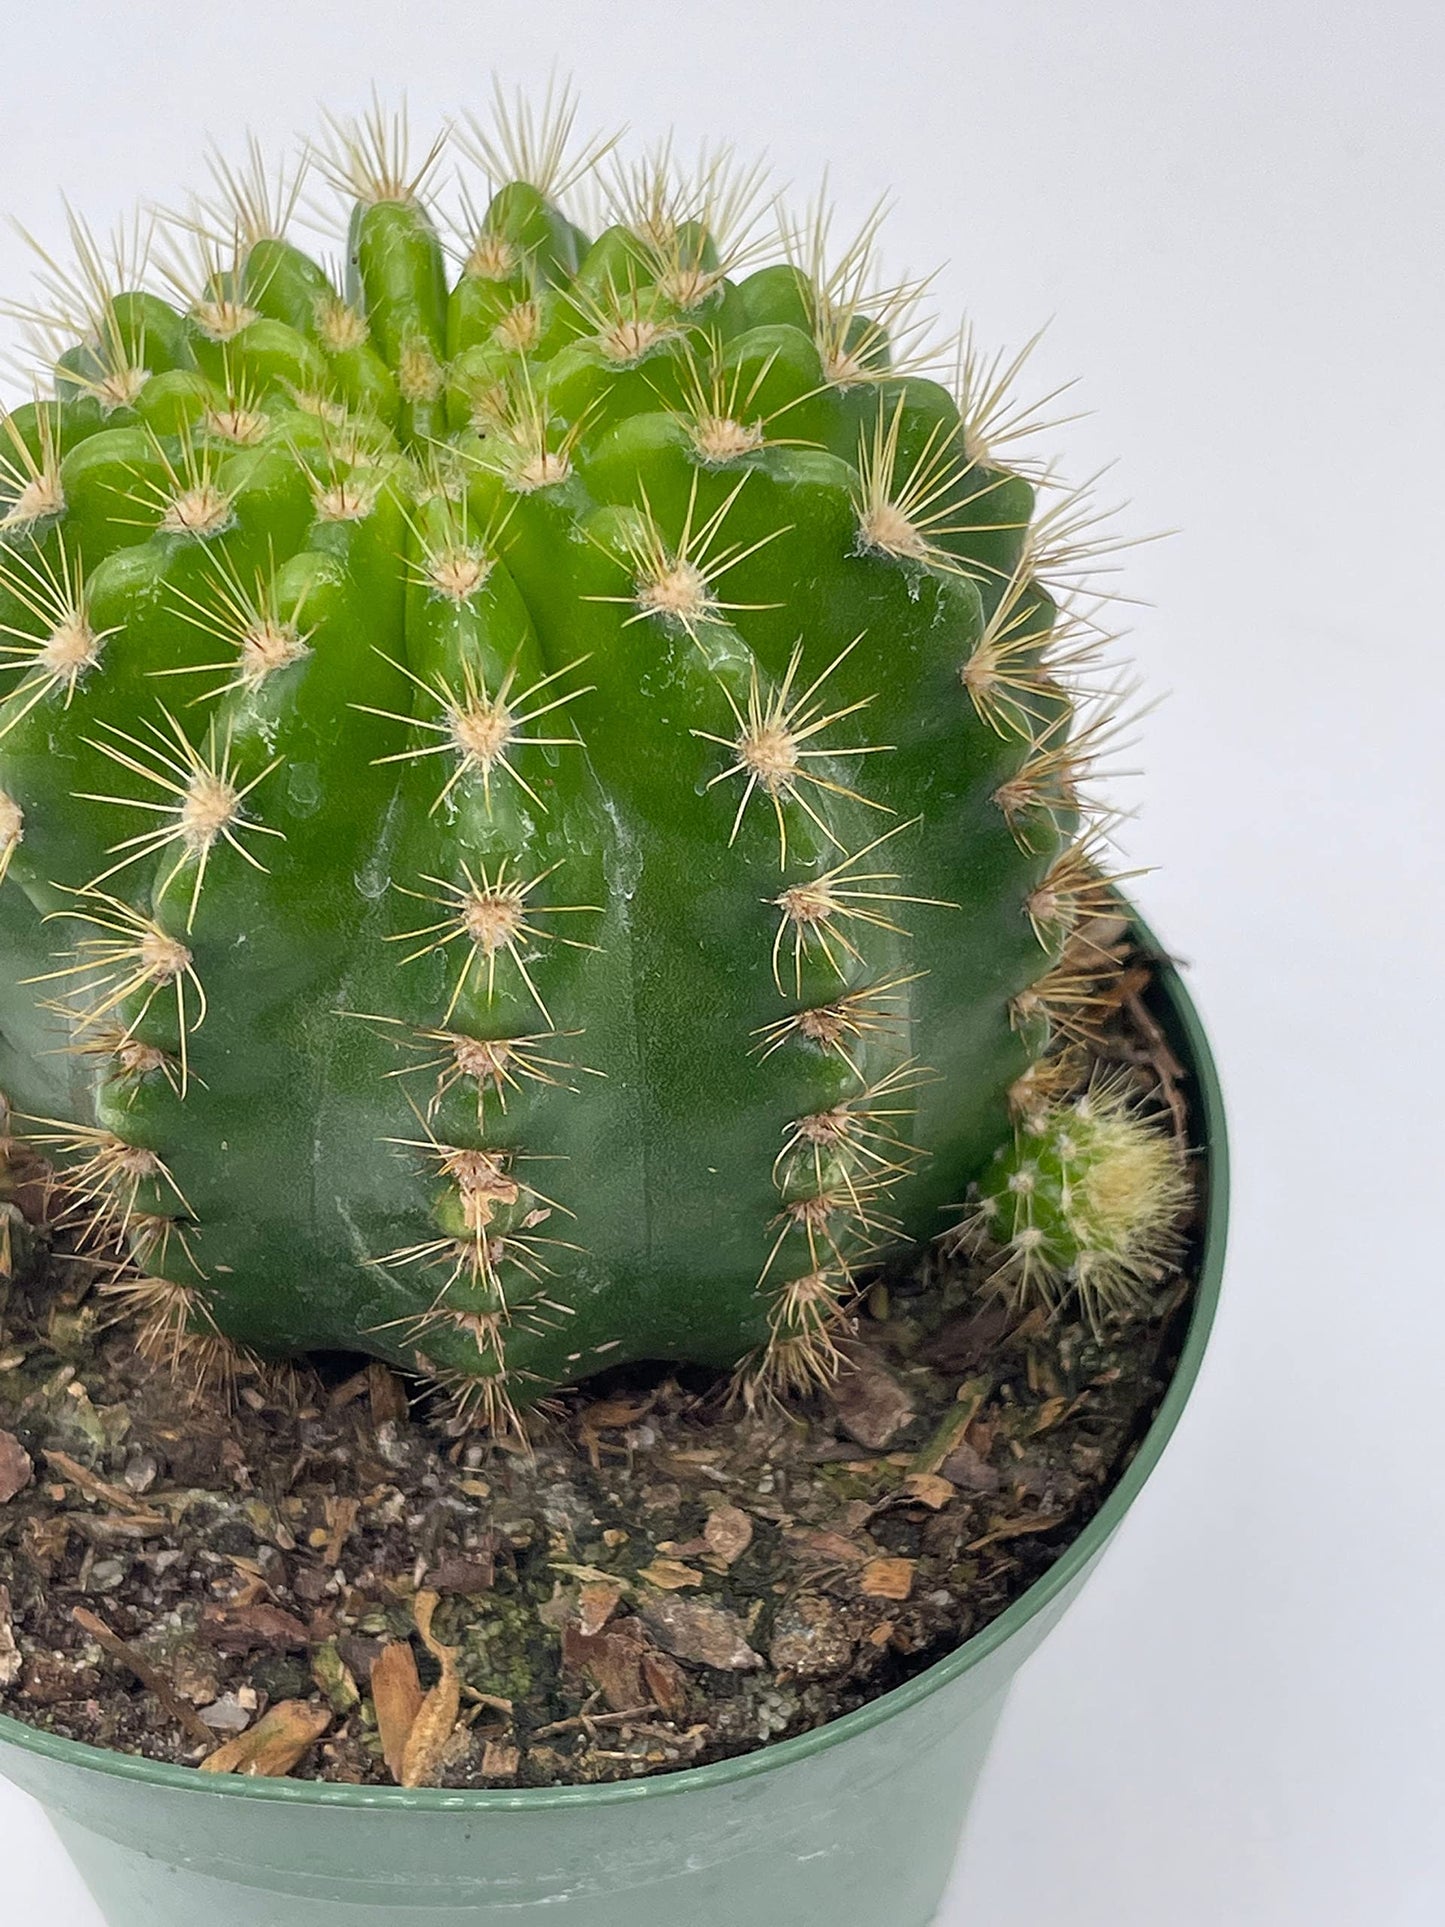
xmin=0 ymin=126 xmax=1131 ymax=1427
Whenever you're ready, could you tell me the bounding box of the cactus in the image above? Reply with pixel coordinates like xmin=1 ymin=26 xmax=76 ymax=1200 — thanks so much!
xmin=0 ymin=93 xmax=1184 ymax=1431
xmin=957 ymin=1074 xmax=1191 ymax=1325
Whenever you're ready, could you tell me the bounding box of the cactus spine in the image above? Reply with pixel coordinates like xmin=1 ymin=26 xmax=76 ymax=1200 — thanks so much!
xmin=0 ymin=93 xmax=1184 ymax=1431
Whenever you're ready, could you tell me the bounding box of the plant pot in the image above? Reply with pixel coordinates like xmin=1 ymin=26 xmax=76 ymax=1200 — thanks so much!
xmin=0 ymin=941 xmax=1226 ymax=1927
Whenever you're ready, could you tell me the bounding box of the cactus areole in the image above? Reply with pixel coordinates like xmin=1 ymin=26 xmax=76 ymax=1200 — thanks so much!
xmin=0 ymin=101 xmax=1177 ymax=1432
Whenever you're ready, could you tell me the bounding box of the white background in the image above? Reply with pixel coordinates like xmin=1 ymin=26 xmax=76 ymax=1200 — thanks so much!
xmin=1 ymin=3 xmax=1442 ymax=1922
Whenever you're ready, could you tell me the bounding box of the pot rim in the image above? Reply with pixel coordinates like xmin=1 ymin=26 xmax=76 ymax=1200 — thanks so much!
xmin=0 ymin=921 xmax=1227 ymax=1812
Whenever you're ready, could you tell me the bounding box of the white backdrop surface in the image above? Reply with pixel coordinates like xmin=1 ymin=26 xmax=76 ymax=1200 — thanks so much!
xmin=0 ymin=3 xmax=1441 ymax=1922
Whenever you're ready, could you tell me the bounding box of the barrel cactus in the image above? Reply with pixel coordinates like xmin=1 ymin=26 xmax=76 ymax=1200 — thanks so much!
xmin=0 ymin=94 xmax=1182 ymax=1432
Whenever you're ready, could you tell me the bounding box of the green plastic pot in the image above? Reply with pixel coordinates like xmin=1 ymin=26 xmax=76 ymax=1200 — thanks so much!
xmin=0 ymin=937 xmax=1226 ymax=1927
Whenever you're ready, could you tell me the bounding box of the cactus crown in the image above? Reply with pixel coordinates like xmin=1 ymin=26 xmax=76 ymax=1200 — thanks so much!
xmin=0 ymin=89 xmax=1183 ymax=1434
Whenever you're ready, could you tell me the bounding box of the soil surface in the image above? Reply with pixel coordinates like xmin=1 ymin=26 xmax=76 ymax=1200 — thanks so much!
xmin=0 ymin=951 xmax=1205 ymax=1788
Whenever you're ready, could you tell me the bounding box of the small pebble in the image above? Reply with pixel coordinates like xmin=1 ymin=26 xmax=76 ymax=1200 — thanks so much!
xmin=122 ymin=1453 xmax=158 ymax=1495
xmin=197 ymin=1693 xmax=253 ymax=1734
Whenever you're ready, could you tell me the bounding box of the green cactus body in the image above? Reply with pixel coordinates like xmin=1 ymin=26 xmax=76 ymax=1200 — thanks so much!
xmin=0 ymin=107 xmax=1149 ymax=1428
xmin=961 ymin=1076 xmax=1192 ymax=1325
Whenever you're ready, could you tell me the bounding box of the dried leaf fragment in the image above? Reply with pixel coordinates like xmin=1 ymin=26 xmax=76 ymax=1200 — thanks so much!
xmin=577 ymin=1579 xmax=624 ymax=1636
xmin=400 ymin=1679 xmax=461 ymax=1789
xmin=200 ymin=1699 xmax=331 ymax=1777
xmin=370 ymin=1639 xmax=424 ymax=1781
xmin=902 ymin=1473 xmax=956 ymax=1510
xmin=400 ymin=1590 xmax=462 ymax=1789
xmin=859 ymin=1556 xmax=916 ymax=1601
xmin=636 ymin=1557 xmax=703 ymax=1591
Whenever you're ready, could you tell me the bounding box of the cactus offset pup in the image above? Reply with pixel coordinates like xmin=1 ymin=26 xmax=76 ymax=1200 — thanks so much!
xmin=0 ymin=95 xmax=1185 ymax=1432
